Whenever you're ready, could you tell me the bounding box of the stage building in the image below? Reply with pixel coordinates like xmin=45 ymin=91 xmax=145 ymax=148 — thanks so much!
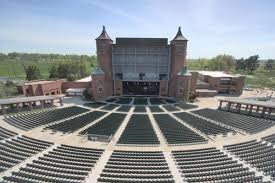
xmin=90 ymin=26 xmax=192 ymax=101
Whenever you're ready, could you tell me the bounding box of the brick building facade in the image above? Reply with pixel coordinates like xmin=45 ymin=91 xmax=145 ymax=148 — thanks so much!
xmin=194 ymin=71 xmax=245 ymax=97
xmin=90 ymin=26 xmax=193 ymax=101
xmin=17 ymin=80 xmax=62 ymax=96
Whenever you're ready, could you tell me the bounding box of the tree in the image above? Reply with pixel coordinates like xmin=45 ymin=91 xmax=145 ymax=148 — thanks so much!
xmin=57 ymin=63 xmax=69 ymax=78
xmin=25 ymin=65 xmax=41 ymax=81
xmin=235 ymin=55 xmax=260 ymax=73
xmin=235 ymin=58 xmax=246 ymax=71
xmin=0 ymin=53 xmax=7 ymax=61
xmin=91 ymin=55 xmax=97 ymax=67
xmin=264 ymin=59 xmax=275 ymax=71
xmin=251 ymin=71 xmax=275 ymax=91
xmin=209 ymin=54 xmax=235 ymax=71
xmin=49 ymin=65 xmax=59 ymax=79
xmin=246 ymin=55 xmax=259 ymax=73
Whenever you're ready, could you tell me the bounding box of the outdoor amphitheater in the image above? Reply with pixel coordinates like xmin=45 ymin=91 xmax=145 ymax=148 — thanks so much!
xmin=0 ymin=95 xmax=275 ymax=183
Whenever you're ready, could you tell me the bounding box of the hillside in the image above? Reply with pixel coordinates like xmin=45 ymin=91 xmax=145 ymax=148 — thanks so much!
xmin=0 ymin=53 xmax=96 ymax=81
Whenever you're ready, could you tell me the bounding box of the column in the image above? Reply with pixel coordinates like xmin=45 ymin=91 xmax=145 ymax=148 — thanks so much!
xmin=40 ymin=100 xmax=44 ymax=109
xmin=1 ymin=104 xmax=6 ymax=114
xmin=261 ymin=107 xmax=266 ymax=117
xmin=237 ymin=103 xmax=241 ymax=113
xmin=59 ymin=98 xmax=63 ymax=106
xmin=29 ymin=102 xmax=33 ymax=110
xmin=256 ymin=106 xmax=260 ymax=113
xmin=219 ymin=101 xmax=222 ymax=110
xmin=245 ymin=104 xmax=249 ymax=111
xmin=50 ymin=99 xmax=54 ymax=107
xmin=249 ymin=105 xmax=253 ymax=114
xmin=16 ymin=103 xmax=20 ymax=112
xmin=228 ymin=102 xmax=232 ymax=111
xmin=268 ymin=108 xmax=273 ymax=115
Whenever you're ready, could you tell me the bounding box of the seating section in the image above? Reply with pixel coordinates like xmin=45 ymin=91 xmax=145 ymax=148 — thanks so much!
xmin=115 ymin=98 xmax=132 ymax=105
xmin=46 ymin=111 xmax=107 ymax=133
xmin=224 ymin=140 xmax=275 ymax=180
xmin=174 ymin=112 xmax=233 ymax=135
xmin=153 ymin=114 xmax=207 ymax=144
xmin=3 ymin=145 xmax=104 ymax=183
xmin=98 ymin=150 xmax=174 ymax=183
xmin=0 ymin=127 xmax=17 ymax=140
xmin=162 ymin=98 xmax=176 ymax=104
xmin=80 ymin=113 xmax=126 ymax=136
xmin=133 ymin=98 xmax=148 ymax=105
xmin=162 ymin=105 xmax=180 ymax=112
xmin=175 ymin=102 xmax=198 ymax=110
xmin=118 ymin=114 xmax=159 ymax=144
xmin=172 ymin=148 xmax=264 ymax=183
xmin=84 ymin=102 xmax=106 ymax=109
xmin=4 ymin=106 xmax=89 ymax=130
xmin=134 ymin=106 xmax=147 ymax=112
xmin=0 ymin=136 xmax=53 ymax=172
xmin=101 ymin=104 xmax=118 ymax=111
xmin=106 ymin=98 xmax=118 ymax=103
xmin=149 ymin=98 xmax=165 ymax=105
xmin=262 ymin=133 xmax=275 ymax=144
xmin=149 ymin=106 xmax=164 ymax=113
xmin=192 ymin=108 xmax=274 ymax=134
xmin=117 ymin=106 xmax=131 ymax=112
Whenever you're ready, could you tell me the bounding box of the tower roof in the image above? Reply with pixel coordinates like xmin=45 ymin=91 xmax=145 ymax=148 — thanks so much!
xmin=96 ymin=25 xmax=113 ymax=41
xmin=172 ymin=26 xmax=188 ymax=41
xmin=91 ymin=66 xmax=104 ymax=75
xmin=178 ymin=67 xmax=191 ymax=76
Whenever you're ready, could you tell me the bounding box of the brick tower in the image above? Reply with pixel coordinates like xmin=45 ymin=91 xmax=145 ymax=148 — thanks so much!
xmin=95 ymin=26 xmax=113 ymax=97
xmin=90 ymin=66 xmax=105 ymax=100
xmin=169 ymin=27 xmax=188 ymax=97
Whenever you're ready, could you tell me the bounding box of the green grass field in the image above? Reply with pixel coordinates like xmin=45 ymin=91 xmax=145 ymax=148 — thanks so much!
xmin=0 ymin=82 xmax=18 ymax=98
xmin=0 ymin=59 xmax=58 ymax=80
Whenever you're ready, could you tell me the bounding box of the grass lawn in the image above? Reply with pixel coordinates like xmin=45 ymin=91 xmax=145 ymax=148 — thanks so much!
xmin=0 ymin=82 xmax=18 ymax=98
xmin=0 ymin=59 xmax=59 ymax=80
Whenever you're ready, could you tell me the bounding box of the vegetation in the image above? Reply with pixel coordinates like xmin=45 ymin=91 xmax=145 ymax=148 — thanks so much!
xmin=25 ymin=65 xmax=42 ymax=81
xmin=246 ymin=68 xmax=275 ymax=90
xmin=0 ymin=52 xmax=97 ymax=80
xmin=49 ymin=59 xmax=93 ymax=81
xmin=264 ymin=59 xmax=275 ymax=71
xmin=235 ymin=55 xmax=260 ymax=73
xmin=187 ymin=55 xmax=235 ymax=71
xmin=0 ymin=80 xmax=18 ymax=98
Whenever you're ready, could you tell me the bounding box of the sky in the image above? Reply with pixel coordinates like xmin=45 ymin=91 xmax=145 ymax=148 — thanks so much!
xmin=0 ymin=0 xmax=275 ymax=59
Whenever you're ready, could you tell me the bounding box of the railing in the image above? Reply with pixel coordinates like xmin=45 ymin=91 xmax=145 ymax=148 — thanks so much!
xmin=86 ymin=133 xmax=113 ymax=142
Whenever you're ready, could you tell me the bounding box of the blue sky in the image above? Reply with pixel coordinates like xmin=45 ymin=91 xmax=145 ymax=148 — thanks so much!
xmin=1 ymin=0 xmax=275 ymax=59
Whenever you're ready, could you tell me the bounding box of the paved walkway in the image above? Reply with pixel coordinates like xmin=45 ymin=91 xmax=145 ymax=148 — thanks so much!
xmin=85 ymin=150 xmax=113 ymax=183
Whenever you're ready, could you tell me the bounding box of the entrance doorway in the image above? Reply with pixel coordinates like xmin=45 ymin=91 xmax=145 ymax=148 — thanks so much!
xmin=123 ymin=81 xmax=159 ymax=95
